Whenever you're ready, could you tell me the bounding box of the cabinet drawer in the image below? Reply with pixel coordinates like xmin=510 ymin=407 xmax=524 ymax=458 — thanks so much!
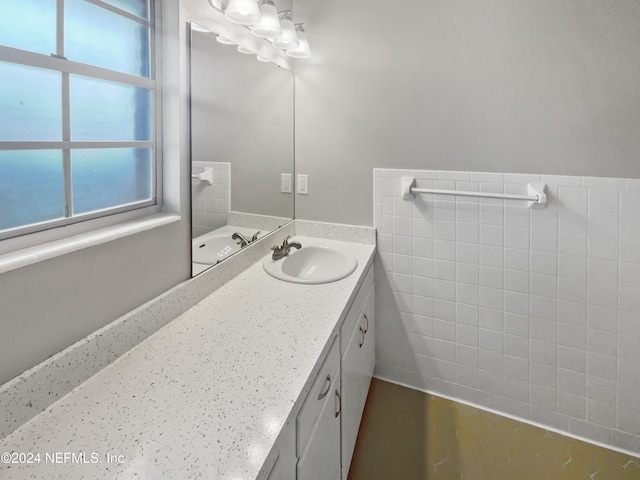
xmin=340 ymin=265 xmax=374 ymax=355
xmin=297 ymin=336 xmax=340 ymax=455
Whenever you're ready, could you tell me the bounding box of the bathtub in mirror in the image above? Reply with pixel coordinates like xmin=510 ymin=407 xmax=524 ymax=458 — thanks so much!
xmin=189 ymin=21 xmax=294 ymax=276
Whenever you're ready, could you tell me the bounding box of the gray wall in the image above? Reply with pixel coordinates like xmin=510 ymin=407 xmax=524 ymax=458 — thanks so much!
xmin=0 ymin=1 xmax=192 ymax=386
xmin=191 ymin=28 xmax=294 ymax=222
xmin=294 ymin=0 xmax=640 ymax=226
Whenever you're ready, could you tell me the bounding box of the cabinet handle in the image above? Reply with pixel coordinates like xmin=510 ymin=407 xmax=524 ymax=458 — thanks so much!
xmin=317 ymin=374 xmax=331 ymax=400
xmin=363 ymin=313 xmax=369 ymax=334
xmin=335 ymin=389 xmax=342 ymax=418
xmin=359 ymin=326 xmax=365 ymax=348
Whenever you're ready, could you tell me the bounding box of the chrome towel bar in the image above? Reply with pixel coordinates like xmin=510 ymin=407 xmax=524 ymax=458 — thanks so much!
xmin=400 ymin=177 xmax=547 ymax=208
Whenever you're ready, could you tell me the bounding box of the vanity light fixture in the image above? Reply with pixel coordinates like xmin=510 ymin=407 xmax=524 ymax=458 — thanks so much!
xmin=212 ymin=0 xmax=313 ymax=60
xmin=251 ymin=0 xmax=282 ymax=38
xmin=225 ymin=0 xmax=261 ymax=26
xmin=286 ymin=23 xmax=311 ymax=58
xmin=216 ymin=35 xmax=236 ymax=45
xmin=272 ymin=11 xmax=299 ymax=49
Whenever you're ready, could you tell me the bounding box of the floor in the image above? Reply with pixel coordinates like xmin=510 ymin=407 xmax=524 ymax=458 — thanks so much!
xmin=348 ymin=378 xmax=640 ymax=480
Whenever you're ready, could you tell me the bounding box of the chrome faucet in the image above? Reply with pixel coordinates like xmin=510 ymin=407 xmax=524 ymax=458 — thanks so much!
xmin=251 ymin=231 xmax=261 ymax=242
xmin=232 ymin=232 xmax=250 ymax=248
xmin=271 ymin=235 xmax=302 ymax=260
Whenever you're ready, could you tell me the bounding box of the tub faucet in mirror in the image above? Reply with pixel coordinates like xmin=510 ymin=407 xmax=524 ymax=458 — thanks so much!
xmin=232 ymin=231 xmax=261 ymax=248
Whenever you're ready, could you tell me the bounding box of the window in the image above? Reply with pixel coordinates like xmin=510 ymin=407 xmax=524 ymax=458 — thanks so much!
xmin=0 ymin=0 xmax=158 ymax=240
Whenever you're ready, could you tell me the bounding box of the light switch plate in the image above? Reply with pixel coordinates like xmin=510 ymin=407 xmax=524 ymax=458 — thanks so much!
xmin=281 ymin=174 xmax=292 ymax=194
xmin=297 ymin=174 xmax=309 ymax=195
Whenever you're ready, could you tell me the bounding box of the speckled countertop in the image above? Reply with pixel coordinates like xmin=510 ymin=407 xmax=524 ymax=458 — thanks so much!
xmin=0 ymin=236 xmax=375 ymax=480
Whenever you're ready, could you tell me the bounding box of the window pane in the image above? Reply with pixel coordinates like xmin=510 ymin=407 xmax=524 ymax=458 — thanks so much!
xmin=66 ymin=0 xmax=150 ymax=77
xmin=70 ymin=75 xmax=152 ymax=141
xmin=0 ymin=0 xmax=57 ymax=55
xmin=101 ymin=0 xmax=149 ymax=19
xmin=0 ymin=62 xmax=62 ymax=142
xmin=0 ymin=150 xmax=64 ymax=231
xmin=71 ymin=148 xmax=152 ymax=215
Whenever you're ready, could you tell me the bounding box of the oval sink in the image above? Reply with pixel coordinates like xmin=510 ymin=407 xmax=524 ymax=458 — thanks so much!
xmin=263 ymin=245 xmax=358 ymax=284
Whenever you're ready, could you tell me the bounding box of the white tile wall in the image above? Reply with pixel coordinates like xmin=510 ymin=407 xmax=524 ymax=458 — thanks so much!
xmin=374 ymin=168 xmax=640 ymax=455
xmin=192 ymin=162 xmax=230 ymax=238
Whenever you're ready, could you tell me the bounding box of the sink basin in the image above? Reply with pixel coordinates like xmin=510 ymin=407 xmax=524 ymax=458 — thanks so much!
xmin=263 ymin=245 xmax=358 ymax=284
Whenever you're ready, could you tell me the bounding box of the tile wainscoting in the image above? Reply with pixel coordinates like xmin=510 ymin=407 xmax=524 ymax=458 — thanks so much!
xmin=373 ymin=168 xmax=640 ymax=456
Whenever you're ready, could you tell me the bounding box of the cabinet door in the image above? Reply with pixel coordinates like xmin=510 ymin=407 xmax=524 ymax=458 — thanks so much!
xmin=297 ymin=369 xmax=342 ymax=480
xmin=267 ymin=456 xmax=284 ymax=480
xmin=340 ymin=286 xmax=375 ymax=480
xmin=361 ymin=286 xmax=375 ymax=381
xmin=266 ymin=424 xmax=296 ymax=480
xmin=297 ymin=337 xmax=340 ymax=456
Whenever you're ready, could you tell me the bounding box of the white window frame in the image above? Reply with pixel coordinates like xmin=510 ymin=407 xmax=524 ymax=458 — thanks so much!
xmin=0 ymin=0 xmax=163 ymax=252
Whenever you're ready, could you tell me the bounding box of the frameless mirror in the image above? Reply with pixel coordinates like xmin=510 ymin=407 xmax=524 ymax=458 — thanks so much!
xmin=189 ymin=22 xmax=294 ymax=276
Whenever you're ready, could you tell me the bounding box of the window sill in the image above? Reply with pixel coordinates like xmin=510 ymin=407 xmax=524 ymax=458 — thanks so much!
xmin=0 ymin=214 xmax=181 ymax=275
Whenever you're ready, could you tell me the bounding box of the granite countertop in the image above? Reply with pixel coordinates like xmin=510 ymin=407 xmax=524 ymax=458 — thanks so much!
xmin=0 ymin=236 xmax=375 ymax=480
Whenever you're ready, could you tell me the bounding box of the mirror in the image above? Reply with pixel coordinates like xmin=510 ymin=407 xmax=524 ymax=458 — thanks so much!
xmin=189 ymin=22 xmax=294 ymax=276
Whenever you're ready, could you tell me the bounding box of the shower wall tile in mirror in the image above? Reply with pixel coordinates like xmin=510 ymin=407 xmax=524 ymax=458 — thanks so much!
xmin=192 ymin=161 xmax=229 ymax=238
xmin=190 ymin=22 xmax=294 ymax=276
xmin=373 ymin=168 xmax=640 ymax=456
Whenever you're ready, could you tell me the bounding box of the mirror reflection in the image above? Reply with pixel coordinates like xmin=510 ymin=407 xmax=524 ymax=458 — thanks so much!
xmin=190 ymin=22 xmax=294 ymax=276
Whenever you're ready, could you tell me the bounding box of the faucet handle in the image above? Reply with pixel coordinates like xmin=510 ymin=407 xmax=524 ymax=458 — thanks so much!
xmin=251 ymin=231 xmax=261 ymax=242
xmin=272 ymin=235 xmax=292 ymax=253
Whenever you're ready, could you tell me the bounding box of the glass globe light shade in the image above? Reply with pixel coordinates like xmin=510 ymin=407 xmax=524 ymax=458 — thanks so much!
xmin=251 ymin=0 xmax=282 ymax=38
xmin=237 ymin=45 xmax=254 ymax=54
xmin=272 ymin=11 xmax=299 ymax=49
xmin=286 ymin=24 xmax=311 ymax=58
xmin=225 ymin=0 xmax=261 ymax=25
xmin=216 ymin=35 xmax=235 ymax=45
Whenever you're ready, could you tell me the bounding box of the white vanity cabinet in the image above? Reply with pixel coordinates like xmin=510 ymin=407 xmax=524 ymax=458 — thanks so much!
xmin=296 ymin=264 xmax=375 ymax=480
